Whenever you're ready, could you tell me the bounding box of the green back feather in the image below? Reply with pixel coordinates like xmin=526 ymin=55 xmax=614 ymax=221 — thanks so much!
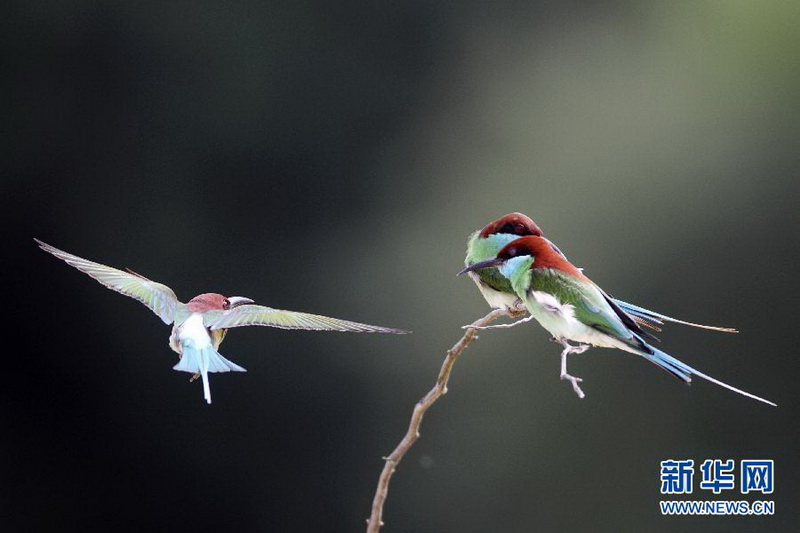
xmin=526 ymin=267 xmax=643 ymax=351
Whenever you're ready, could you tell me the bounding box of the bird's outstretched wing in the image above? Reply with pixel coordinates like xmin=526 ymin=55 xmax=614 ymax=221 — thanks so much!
xmin=35 ymin=239 xmax=180 ymax=325
xmin=203 ymin=304 xmax=409 ymax=334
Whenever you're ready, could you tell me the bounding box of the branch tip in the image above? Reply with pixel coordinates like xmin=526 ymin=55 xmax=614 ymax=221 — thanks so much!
xmin=366 ymin=307 xmax=521 ymax=532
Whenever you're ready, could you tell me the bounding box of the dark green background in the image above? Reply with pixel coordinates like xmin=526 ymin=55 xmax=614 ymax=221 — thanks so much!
xmin=5 ymin=1 xmax=798 ymax=531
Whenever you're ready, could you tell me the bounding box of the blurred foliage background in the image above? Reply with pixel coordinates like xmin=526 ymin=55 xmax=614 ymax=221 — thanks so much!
xmin=4 ymin=1 xmax=799 ymax=531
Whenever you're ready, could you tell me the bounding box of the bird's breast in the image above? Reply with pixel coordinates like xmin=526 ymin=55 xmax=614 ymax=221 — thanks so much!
xmin=210 ymin=328 xmax=227 ymax=350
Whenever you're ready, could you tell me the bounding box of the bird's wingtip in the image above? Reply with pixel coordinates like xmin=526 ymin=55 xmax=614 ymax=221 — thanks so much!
xmin=373 ymin=327 xmax=411 ymax=334
xmin=369 ymin=325 xmax=411 ymax=334
xmin=34 ymin=238 xmax=58 ymax=252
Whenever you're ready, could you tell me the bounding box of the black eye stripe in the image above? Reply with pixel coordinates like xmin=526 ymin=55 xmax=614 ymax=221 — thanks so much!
xmin=498 ymin=221 xmax=531 ymax=236
xmin=499 ymin=223 xmax=516 ymax=234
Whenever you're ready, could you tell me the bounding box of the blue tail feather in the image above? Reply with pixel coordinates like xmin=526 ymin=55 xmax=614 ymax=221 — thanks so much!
xmin=616 ymin=299 xmax=737 ymax=333
xmin=634 ymin=336 xmax=775 ymax=407
xmin=638 ymin=346 xmax=693 ymax=383
xmin=174 ymin=340 xmax=246 ymax=404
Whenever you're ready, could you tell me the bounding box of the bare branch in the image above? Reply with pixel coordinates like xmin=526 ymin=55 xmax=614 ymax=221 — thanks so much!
xmin=366 ymin=302 xmax=527 ymax=532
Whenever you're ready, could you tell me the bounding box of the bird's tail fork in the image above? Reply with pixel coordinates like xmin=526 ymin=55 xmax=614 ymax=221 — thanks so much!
xmin=646 ymin=346 xmax=776 ymax=407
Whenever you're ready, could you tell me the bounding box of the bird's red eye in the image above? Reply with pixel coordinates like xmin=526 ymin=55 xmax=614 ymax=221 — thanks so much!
xmin=223 ymin=299 xmax=230 ymax=310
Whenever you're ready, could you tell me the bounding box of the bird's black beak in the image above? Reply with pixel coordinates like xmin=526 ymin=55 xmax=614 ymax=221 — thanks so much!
xmin=228 ymin=296 xmax=255 ymax=308
xmin=457 ymin=258 xmax=504 ymax=276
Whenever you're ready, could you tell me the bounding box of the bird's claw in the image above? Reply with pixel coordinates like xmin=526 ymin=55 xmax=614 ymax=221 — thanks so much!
xmin=508 ymin=300 xmax=527 ymax=318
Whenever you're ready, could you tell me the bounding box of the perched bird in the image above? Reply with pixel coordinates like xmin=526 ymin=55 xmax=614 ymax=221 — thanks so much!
xmin=36 ymin=239 xmax=407 ymax=404
xmin=465 ymin=212 xmax=737 ymax=334
xmin=459 ymin=236 xmax=775 ymax=406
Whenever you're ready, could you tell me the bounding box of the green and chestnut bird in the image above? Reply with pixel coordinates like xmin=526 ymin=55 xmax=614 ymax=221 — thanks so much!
xmin=465 ymin=212 xmax=738 ymax=333
xmin=36 ymin=239 xmax=407 ymax=404
xmin=459 ymin=235 xmax=775 ymax=406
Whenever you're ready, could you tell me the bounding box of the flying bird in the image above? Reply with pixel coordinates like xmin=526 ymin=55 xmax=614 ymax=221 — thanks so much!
xmin=36 ymin=239 xmax=407 ymax=404
xmin=465 ymin=212 xmax=737 ymax=333
xmin=459 ymin=235 xmax=775 ymax=406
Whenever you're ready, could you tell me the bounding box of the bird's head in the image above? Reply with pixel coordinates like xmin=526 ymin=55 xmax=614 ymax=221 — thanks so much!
xmin=461 ymin=235 xmax=561 ymax=275
xmin=478 ymin=212 xmax=543 ymax=239
xmin=460 ymin=235 xmax=583 ymax=280
xmin=187 ymin=293 xmax=254 ymax=313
